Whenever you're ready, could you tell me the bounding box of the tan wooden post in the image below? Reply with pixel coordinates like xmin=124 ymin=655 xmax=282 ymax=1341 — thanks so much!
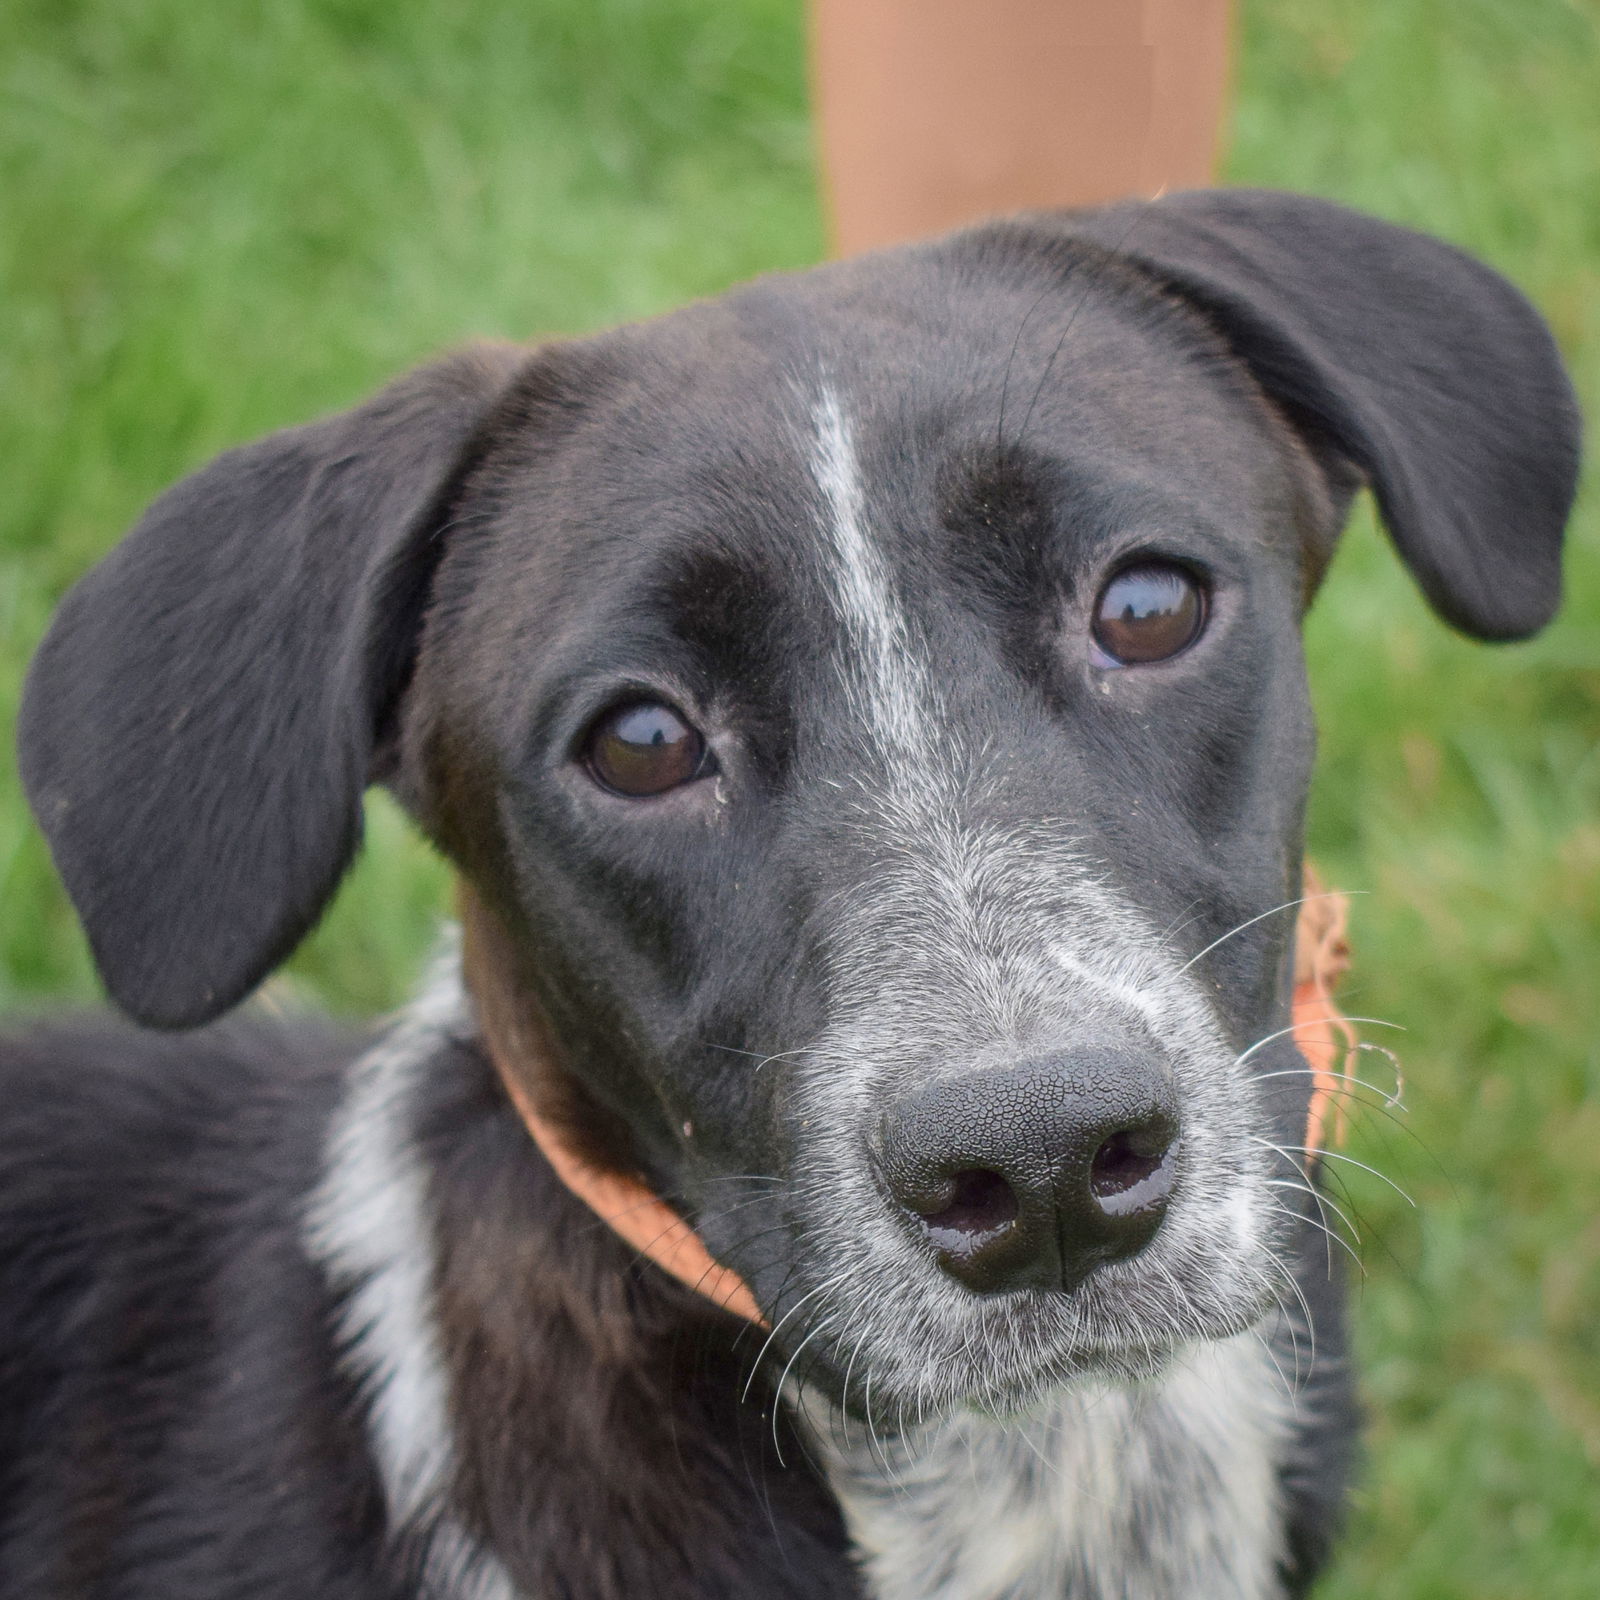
xmin=810 ymin=0 xmax=1233 ymax=257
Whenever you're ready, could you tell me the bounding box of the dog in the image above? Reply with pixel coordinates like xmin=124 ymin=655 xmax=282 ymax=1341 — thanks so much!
xmin=2 ymin=189 xmax=1580 ymax=1600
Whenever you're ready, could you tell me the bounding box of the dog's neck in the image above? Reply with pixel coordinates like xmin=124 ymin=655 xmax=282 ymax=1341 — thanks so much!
xmin=459 ymin=886 xmax=766 ymax=1325
xmin=306 ymin=949 xmax=859 ymax=1600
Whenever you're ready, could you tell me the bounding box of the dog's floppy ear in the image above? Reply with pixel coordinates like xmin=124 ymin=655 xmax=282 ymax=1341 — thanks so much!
xmin=1053 ymin=189 xmax=1581 ymax=640
xmin=19 ymin=345 xmax=526 ymax=1028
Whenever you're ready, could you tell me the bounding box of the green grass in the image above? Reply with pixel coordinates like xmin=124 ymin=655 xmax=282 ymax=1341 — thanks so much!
xmin=1 ymin=0 xmax=1596 ymax=1591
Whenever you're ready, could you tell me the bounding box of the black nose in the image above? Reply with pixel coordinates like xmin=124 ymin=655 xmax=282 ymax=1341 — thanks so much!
xmin=875 ymin=1051 xmax=1180 ymax=1295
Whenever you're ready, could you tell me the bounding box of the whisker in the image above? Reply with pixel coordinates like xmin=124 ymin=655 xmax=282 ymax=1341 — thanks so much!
xmin=1263 ymin=1209 xmax=1339 ymax=1336
xmin=1251 ymin=1293 xmax=1309 ymax=1396
xmin=1268 ymin=1142 xmax=1417 ymax=1208
xmin=1267 ymin=1186 xmax=1365 ymax=1274
xmin=686 ymin=1221 xmax=792 ymax=1295
xmin=1236 ymin=1014 xmax=1402 ymax=1067
xmin=1251 ymin=1074 xmax=1428 ymax=1173
xmin=1178 ymin=890 xmax=1367 ymax=976
xmin=770 ymin=1324 xmax=830 ymax=1468
xmin=740 ymin=1276 xmax=846 ymax=1404
xmin=1265 ymin=1165 xmax=1364 ymax=1246
xmin=862 ymin=1367 xmax=892 ymax=1478
xmin=1152 ymin=899 xmax=1207 ymax=953
xmin=836 ymin=1327 xmax=873 ymax=1451
xmin=1251 ymin=1064 xmax=1405 ymax=1108
xmin=787 ymin=1341 xmax=846 ymax=1482
xmin=1260 ymin=1084 xmax=1413 ymax=1127
xmin=705 ymin=1044 xmax=818 ymax=1073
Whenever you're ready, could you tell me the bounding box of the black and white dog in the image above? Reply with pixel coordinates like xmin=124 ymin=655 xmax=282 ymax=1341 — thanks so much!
xmin=3 ymin=190 xmax=1580 ymax=1599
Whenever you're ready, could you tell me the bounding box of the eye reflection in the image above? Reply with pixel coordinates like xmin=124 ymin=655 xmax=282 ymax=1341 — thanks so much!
xmin=584 ymin=701 xmax=709 ymax=797
xmin=1092 ymin=564 xmax=1207 ymax=665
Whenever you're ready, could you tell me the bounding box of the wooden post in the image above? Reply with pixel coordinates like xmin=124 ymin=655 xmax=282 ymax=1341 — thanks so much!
xmin=810 ymin=0 xmax=1233 ymax=257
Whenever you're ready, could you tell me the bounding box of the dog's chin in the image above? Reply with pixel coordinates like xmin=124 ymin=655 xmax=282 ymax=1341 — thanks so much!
xmin=797 ymin=1336 xmax=1179 ymax=1436
xmin=789 ymin=1283 xmax=1269 ymax=1431
xmin=958 ymin=1344 xmax=1177 ymax=1420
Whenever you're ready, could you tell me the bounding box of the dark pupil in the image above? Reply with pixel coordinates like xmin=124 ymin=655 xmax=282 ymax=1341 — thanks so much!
xmin=1093 ymin=565 xmax=1203 ymax=664
xmin=588 ymin=702 xmax=704 ymax=796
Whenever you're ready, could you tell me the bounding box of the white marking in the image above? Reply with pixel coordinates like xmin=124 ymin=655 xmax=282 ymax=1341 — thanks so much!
xmin=305 ymin=944 xmax=521 ymax=1600
xmin=810 ymin=1333 xmax=1290 ymax=1600
xmin=1051 ymin=944 xmax=1167 ymax=1027
xmin=811 ymin=387 xmax=934 ymax=760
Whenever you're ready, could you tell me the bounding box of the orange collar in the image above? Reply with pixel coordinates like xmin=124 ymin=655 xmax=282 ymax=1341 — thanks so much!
xmin=1294 ymin=867 xmax=1355 ymax=1159
xmin=488 ymin=1050 xmax=768 ymax=1326
xmin=468 ymin=881 xmax=1354 ymax=1332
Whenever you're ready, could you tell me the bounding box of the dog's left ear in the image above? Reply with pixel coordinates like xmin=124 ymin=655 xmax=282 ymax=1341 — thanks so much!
xmin=19 ymin=345 xmax=527 ymax=1028
xmin=1054 ymin=189 xmax=1582 ymax=640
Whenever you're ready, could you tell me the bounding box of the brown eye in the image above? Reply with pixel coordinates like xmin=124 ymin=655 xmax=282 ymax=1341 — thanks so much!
xmin=1092 ymin=563 xmax=1206 ymax=665
xmin=584 ymin=701 xmax=709 ymax=797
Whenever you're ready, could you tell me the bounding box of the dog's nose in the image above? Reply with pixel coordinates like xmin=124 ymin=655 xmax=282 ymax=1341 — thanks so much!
xmin=875 ymin=1052 xmax=1179 ymax=1295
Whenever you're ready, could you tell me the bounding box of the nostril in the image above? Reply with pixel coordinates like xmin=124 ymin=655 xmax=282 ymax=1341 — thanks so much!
xmin=878 ymin=1055 xmax=1180 ymax=1293
xmin=1090 ymin=1127 xmax=1179 ymax=1218
xmin=914 ymin=1168 xmax=1019 ymax=1258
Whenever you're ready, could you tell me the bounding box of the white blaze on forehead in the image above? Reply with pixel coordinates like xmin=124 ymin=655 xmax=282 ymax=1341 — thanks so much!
xmin=803 ymin=387 xmax=1227 ymax=1077
xmin=810 ymin=386 xmax=935 ymax=761
xmin=804 ymin=386 xmax=1182 ymax=1044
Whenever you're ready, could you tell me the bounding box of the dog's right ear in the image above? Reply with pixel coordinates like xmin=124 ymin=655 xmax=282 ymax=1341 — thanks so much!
xmin=1049 ymin=190 xmax=1582 ymax=641
xmin=19 ymin=345 xmax=527 ymax=1029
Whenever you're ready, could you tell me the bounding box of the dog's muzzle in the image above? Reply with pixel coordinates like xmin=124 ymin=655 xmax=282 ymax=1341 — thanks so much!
xmin=465 ymin=879 xmax=1355 ymax=1334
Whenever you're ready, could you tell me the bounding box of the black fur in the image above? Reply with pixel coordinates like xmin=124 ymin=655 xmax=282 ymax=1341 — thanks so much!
xmin=413 ymin=1030 xmax=862 ymax=1599
xmin=0 ymin=1017 xmax=857 ymax=1600
xmin=0 ymin=1018 xmax=391 ymax=1596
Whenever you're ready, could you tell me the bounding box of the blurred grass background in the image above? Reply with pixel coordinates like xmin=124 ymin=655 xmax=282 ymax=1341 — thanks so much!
xmin=0 ymin=0 xmax=1595 ymax=1591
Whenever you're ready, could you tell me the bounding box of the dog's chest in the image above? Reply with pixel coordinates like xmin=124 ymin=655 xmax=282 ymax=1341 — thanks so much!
xmin=811 ymin=1336 xmax=1289 ymax=1600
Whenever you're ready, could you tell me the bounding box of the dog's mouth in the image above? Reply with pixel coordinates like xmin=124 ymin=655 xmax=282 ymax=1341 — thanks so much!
xmin=714 ymin=1162 xmax=1283 ymax=1428
xmin=734 ymin=1072 xmax=1280 ymax=1422
xmin=753 ymin=1265 xmax=1272 ymax=1430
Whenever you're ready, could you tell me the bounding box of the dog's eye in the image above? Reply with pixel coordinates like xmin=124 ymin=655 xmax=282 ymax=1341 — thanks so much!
xmin=584 ymin=701 xmax=710 ymax=797
xmin=1092 ymin=563 xmax=1207 ymax=665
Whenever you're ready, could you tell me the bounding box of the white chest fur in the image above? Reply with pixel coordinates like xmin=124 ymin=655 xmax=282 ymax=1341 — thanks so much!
xmin=811 ymin=1335 xmax=1291 ymax=1600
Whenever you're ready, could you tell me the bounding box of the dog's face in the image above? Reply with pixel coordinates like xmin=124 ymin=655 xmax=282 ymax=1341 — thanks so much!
xmin=20 ymin=193 xmax=1579 ymax=1422
xmin=412 ymin=248 xmax=1327 ymax=1412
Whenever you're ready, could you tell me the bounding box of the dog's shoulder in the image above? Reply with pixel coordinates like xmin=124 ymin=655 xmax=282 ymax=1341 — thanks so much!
xmin=0 ymin=1009 xmax=355 ymax=1276
xmin=0 ymin=1012 xmax=398 ymax=1600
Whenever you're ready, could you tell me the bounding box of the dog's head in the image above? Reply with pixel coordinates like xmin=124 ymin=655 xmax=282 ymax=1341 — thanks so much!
xmin=21 ymin=191 xmax=1578 ymax=1419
